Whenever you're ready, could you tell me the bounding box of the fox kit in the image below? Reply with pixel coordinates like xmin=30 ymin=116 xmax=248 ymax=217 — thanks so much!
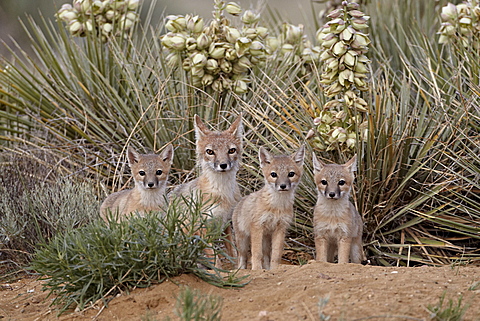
xmin=233 ymin=145 xmax=305 ymax=270
xmin=312 ymin=154 xmax=364 ymax=264
xmin=171 ymin=114 xmax=243 ymax=259
xmin=100 ymin=144 xmax=174 ymax=221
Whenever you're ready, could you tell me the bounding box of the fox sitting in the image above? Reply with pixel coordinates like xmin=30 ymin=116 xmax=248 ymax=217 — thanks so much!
xmin=312 ymin=154 xmax=365 ymax=264
xmin=171 ymin=114 xmax=243 ymax=260
xmin=233 ymin=145 xmax=305 ymax=270
xmin=100 ymin=144 xmax=174 ymax=221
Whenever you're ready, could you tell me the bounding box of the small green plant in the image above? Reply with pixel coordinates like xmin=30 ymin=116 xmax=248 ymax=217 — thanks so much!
xmin=318 ymin=296 xmax=331 ymax=321
xmin=427 ymin=292 xmax=469 ymax=321
xmin=174 ymin=286 xmax=223 ymax=321
xmin=31 ymin=194 xmax=245 ymax=315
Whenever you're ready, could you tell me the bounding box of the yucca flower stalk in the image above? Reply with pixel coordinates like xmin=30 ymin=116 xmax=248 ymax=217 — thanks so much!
xmin=160 ymin=0 xmax=269 ymax=95
xmin=438 ymin=0 xmax=480 ymax=48
xmin=56 ymin=0 xmax=140 ymax=41
xmin=312 ymin=0 xmax=370 ymax=152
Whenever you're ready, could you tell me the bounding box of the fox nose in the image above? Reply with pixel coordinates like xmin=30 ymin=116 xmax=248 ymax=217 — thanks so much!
xmin=219 ymin=163 xmax=228 ymax=170
xmin=147 ymin=182 xmax=155 ymax=188
xmin=279 ymin=184 xmax=287 ymax=190
xmin=328 ymin=192 xmax=336 ymax=198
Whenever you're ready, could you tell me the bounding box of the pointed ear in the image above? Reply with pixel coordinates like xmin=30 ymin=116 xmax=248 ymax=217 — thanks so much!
xmin=159 ymin=144 xmax=174 ymax=164
xmin=258 ymin=146 xmax=272 ymax=167
xmin=312 ymin=153 xmax=324 ymax=173
xmin=292 ymin=144 xmax=305 ymax=165
xmin=345 ymin=154 xmax=357 ymax=172
xmin=127 ymin=147 xmax=140 ymax=166
xmin=226 ymin=113 xmax=243 ymax=139
xmin=194 ymin=114 xmax=210 ymax=140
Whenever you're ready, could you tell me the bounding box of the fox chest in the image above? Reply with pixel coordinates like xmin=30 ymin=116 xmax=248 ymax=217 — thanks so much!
xmin=256 ymin=208 xmax=293 ymax=232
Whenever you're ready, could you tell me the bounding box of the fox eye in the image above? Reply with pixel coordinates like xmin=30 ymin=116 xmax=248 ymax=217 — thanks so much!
xmin=288 ymin=171 xmax=295 ymax=177
xmin=270 ymin=172 xmax=278 ymax=178
xmin=139 ymin=170 xmax=146 ymax=176
xmin=156 ymin=170 xmax=162 ymax=175
xmin=206 ymin=149 xmax=214 ymax=155
xmin=321 ymin=179 xmax=328 ymax=185
xmin=338 ymin=180 xmax=346 ymax=186
xmin=228 ymin=148 xmax=236 ymax=154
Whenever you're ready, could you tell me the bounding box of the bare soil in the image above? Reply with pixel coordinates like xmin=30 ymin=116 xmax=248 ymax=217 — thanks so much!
xmin=1 ymin=261 xmax=480 ymax=321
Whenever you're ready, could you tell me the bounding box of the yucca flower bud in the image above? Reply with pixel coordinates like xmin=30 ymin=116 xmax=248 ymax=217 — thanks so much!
xmin=202 ymin=74 xmax=215 ymax=87
xmin=233 ymin=79 xmax=248 ymax=94
xmin=235 ymin=37 xmax=252 ymax=57
xmin=266 ymin=37 xmax=280 ymax=52
xmin=166 ymin=15 xmax=187 ymax=32
xmin=192 ymin=53 xmax=207 ymax=67
xmin=225 ymin=2 xmax=242 ymax=16
xmin=249 ymin=41 xmax=265 ymax=56
xmin=186 ymin=15 xmax=204 ymax=33
xmin=196 ymin=34 xmax=211 ymax=50
xmin=241 ymin=10 xmax=260 ymax=25
xmin=205 ymin=59 xmax=219 ymax=73
xmin=284 ymin=23 xmax=304 ymax=44
xmin=256 ymin=27 xmax=269 ymax=38
xmin=225 ymin=26 xmax=241 ymax=43
xmin=127 ymin=0 xmax=140 ymax=10
xmin=209 ymin=43 xmax=226 ymax=59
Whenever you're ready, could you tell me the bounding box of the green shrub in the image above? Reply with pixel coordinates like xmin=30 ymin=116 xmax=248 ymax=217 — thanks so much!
xmin=31 ymin=194 xmax=245 ymax=315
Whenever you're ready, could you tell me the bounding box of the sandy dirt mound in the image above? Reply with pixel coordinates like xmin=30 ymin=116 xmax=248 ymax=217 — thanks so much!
xmin=1 ymin=262 xmax=480 ymax=320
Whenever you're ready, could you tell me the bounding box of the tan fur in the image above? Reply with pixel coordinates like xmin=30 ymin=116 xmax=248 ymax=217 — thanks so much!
xmin=100 ymin=144 xmax=174 ymax=221
xmin=171 ymin=114 xmax=243 ymax=261
xmin=312 ymin=154 xmax=365 ymax=264
xmin=233 ymin=145 xmax=305 ymax=270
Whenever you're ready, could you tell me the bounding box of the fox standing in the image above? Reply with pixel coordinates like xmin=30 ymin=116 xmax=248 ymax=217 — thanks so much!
xmin=312 ymin=154 xmax=365 ymax=264
xmin=233 ymin=145 xmax=305 ymax=270
xmin=100 ymin=144 xmax=174 ymax=221
xmin=171 ymin=114 xmax=243 ymax=259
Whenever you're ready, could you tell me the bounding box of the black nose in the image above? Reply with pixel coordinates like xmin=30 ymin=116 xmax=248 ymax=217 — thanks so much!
xmin=280 ymin=184 xmax=287 ymax=190
xmin=328 ymin=192 xmax=336 ymax=198
xmin=220 ymin=163 xmax=228 ymax=170
xmin=148 ymin=182 xmax=155 ymax=188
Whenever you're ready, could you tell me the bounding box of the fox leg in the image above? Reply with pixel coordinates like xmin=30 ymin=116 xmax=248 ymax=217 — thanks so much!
xmin=250 ymin=224 xmax=264 ymax=270
xmin=350 ymin=236 xmax=364 ymax=264
xmin=262 ymin=233 xmax=272 ymax=270
xmin=270 ymin=226 xmax=286 ymax=270
xmin=235 ymin=228 xmax=249 ymax=269
xmin=224 ymin=224 xmax=236 ymax=258
xmin=315 ymin=236 xmax=329 ymax=262
xmin=337 ymin=237 xmax=352 ymax=264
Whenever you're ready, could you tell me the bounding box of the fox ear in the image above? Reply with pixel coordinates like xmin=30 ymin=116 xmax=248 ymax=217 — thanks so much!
xmin=159 ymin=144 xmax=174 ymax=164
xmin=127 ymin=147 xmax=140 ymax=165
xmin=258 ymin=146 xmax=272 ymax=167
xmin=312 ymin=153 xmax=324 ymax=173
xmin=194 ymin=114 xmax=210 ymax=139
xmin=345 ymin=154 xmax=357 ymax=172
xmin=227 ymin=113 xmax=243 ymax=139
xmin=292 ymin=144 xmax=305 ymax=165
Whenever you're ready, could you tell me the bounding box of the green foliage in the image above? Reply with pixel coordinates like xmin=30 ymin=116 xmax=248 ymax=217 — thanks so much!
xmin=174 ymin=286 xmax=223 ymax=321
xmin=427 ymin=292 xmax=469 ymax=321
xmin=0 ymin=153 xmax=99 ymax=266
xmin=31 ymin=194 xmax=245 ymax=315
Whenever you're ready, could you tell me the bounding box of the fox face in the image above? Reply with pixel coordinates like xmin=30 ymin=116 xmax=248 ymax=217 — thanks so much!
xmin=313 ymin=154 xmax=357 ymax=200
xmin=259 ymin=145 xmax=305 ymax=192
xmin=128 ymin=144 xmax=174 ymax=190
xmin=194 ymin=114 xmax=243 ymax=173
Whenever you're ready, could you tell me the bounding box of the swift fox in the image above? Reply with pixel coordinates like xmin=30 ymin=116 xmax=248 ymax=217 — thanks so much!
xmin=233 ymin=145 xmax=305 ymax=270
xmin=100 ymin=144 xmax=174 ymax=221
xmin=171 ymin=114 xmax=243 ymax=259
xmin=312 ymin=154 xmax=365 ymax=264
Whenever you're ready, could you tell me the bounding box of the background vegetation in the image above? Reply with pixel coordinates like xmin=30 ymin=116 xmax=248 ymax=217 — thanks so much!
xmin=0 ymin=0 xmax=478 ymax=287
